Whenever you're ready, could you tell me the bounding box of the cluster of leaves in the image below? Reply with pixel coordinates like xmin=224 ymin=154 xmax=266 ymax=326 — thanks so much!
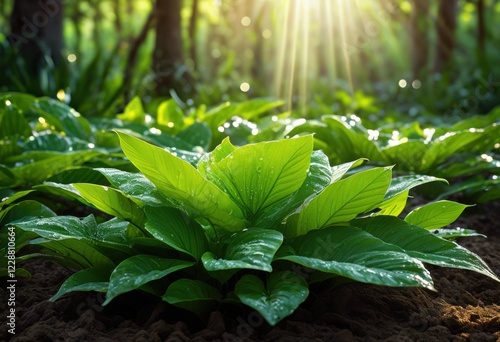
xmin=0 ymin=92 xmax=282 ymax=191
xmin=283 ymin=110 xmax=500 ymax=202
xmin=2 ymin=132 xmax=498 ymax=326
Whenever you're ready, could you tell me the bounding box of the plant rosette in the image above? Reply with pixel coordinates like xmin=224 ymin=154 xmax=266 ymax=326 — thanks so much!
xmin=5 ymin=132 xmax=499 ymax=326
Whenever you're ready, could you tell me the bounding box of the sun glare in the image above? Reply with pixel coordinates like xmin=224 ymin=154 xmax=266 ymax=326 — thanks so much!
xmin=271 ymin=0 xmax=401 ymax=114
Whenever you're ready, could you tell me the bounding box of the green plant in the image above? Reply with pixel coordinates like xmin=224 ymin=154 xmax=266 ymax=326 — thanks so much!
xmin=285 ymin=108 xmax=500 ymax=202
xmin=3 ymin=133 xmax=498 ymax=326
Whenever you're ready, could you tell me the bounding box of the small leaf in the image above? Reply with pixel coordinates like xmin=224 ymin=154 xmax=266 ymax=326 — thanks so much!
xmin=235 ymin=272 xmax=309 ymax=326
xmin=405 ymin=200 xmax=472 ymax=229
xmin=202 ymin=228 xmax=283 ymax=272
xmin=104 ymin=255 xmax=194 ymax=305
xmin=163 ymin=279 xmax=221 ymax=316
xmin=51 ymin=267 xmax=112 ymax=301
xmin=117 ymin=97 xmax=145 ymax=124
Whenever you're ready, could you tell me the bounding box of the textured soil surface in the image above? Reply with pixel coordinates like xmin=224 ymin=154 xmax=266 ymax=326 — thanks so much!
xmin=2 ymin=198 xmax=499 ymax=341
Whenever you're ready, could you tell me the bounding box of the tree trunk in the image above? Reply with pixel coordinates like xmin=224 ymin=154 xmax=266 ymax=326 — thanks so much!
xmin=410 ymin=0 xmax=429 ymax=80
xmin=188 ymin=0 xmax=199 ymax=71
xmin=477 ymin=0 xmax=486 ymax=66
xmin=152 ymin=0 xmax=192 ymax=97
xmin=434 ymin=0 xmax=457 ymax=73
xmin=8 ymin=0 xmax=64 ymax=74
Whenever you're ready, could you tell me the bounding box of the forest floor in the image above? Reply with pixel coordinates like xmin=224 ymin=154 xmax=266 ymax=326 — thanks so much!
xmin=1 ymin=196 xmax=499 ymax=342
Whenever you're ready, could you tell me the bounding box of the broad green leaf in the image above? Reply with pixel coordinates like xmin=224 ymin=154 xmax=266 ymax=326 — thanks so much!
xmin=117 ymin=97 xmax=145 ymax=124
xmin=276 ymin=226 xmax=434 ymax=289
xmin=382 ymin=141 xmax=427 ymax=172
xmin=24 ymin=133 xmax=90 ymax=152
xmin=322 ymin=116 xmax=387 ymax=163
xmin=202 ymin=229 xmax=283 ymax=272
xmin=73 ymin=183 xmax=146 ymax=227
xmin=0 ymin=200 xmax=55 ymax=226
xmin=34 ymin=97 xmax=92 ymax=140
xmin=235 ymin=98 xmax=285 ymax=120
xmin=96 ymin=218 xmax=145 ymax=247
xmin=291 ymin=167 xmax=392 ymax=237
xmin=95 ymin=168 xmax=169 ymax=207
xmin=33 ymin=182 xmax=91 ymax=205
xmin=145 ymin=206 xmax=208 ymax=260
xmin=51 ymin=267 xmax=112 ymax=301
xmin=104 ymin=255 xmax=194 ymax=305
xmin=0 ymin=93 xmax=33 ymax=138
xmin=156 ymin=99 xmax=184 ymax=133
xmin=330 ymin=159 xmax=365 ymax=183
xmin=6 ymin=150 xmax=101 ymax=186
xmin=254 ymin=150 xmax=333 ymax=229
xmin=235 ymin=272 xmax=309 ymax=326
xmin=206 ymin=136 xmax=313 ymax=221
xmin=12 ymin=215 xmax=142 ymax=248
xmin=12 ymin=215 xmax=99 ymax=241
xmin=353 ymin=216 xmax=500 ymax=282
xmin=405 ymin=200 xmax=472 ymax=229
xmin=177 ymin=122 xmax=211 ymax=151
xmin=32 ymin=238 xmax=115 ymax=269
xmin=197 ymin=137 xmax=236 ymax=176
xmin=0 ymin=190 xmax=33 ymax=209
xmin=384 ymin=174 xmax=448 ymax=201
xmin=421 ymin=131 xmax=483 ymax=171
xmin=46 ymin=167 xmax=110 ymax=185
xmin=116 ymin=131 xmax=246 ymax=233
xmin=163 ymin=279 xmax=222 ymax=316
xmin=376 ymin=190 xmax=408 ymax=216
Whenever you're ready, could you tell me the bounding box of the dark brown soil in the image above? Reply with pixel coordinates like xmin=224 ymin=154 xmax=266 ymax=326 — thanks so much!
xmin=2 ymin=199 xmax=499 ymax=342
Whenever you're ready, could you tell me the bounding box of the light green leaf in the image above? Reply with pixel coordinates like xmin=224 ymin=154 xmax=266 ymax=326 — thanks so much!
xmin=291 ymin=167 xmax=392 ymax=237
xmin=116 ymin=131 xmax=246 ymax=233
xmin=51 ymin=267 xmax=112 ymax=301
xmin=206 ymin=136 xmax=313 ymax=221
xmin=405 ymin=200 xmax=472 ymax=229
xmin=376 ymin=190 xmax=408 ymax=216
xmin=104 ymin=255 xmax=194 ymax=305
xmin=254 ymin=150 xmax=332 ymax=229
xmin=202 ymin=228 xmax=283 ymax=272
xmin=95 ymin=168 xmax=169 ymax=207
xmin=117 ymin=97 xmax=145 ymax=124
xmin=235 ymin=272 xmax=309 ymax=326
xmin=276 ymin=226 xmax=434 ymax=289
xmin=73 ymin=183 xmax=146 ymax=227
xmin=145 ymin=206 xmax=208 ymax=260
xmin=330 ymin=159 xmax=365 ymax=183
xmin=383 ymin=175 xmax=448 ymax=201
xmin=156 ymin=99 xmax=184 ymax=133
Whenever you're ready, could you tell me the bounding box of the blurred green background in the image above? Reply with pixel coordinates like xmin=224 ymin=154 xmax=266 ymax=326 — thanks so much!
xmin=2 ymin=0 xmax=500 ymax=124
